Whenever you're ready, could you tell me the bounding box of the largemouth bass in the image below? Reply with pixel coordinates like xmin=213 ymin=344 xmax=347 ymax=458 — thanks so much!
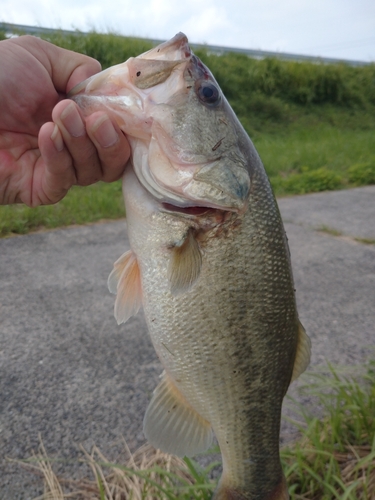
xmin=69 ymin=33 xmax=311 ymax=500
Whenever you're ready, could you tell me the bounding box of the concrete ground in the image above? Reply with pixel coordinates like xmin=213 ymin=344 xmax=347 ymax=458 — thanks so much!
xmin=0 ymin=186 xmax=374 ymax=499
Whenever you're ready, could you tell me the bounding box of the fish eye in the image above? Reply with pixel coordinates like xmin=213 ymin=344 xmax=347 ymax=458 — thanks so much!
xmin=197 ymin=82 xmax=220 ymax=105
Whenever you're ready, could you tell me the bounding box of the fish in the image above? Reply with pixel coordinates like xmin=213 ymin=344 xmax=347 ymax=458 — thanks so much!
xmin=69 ymin=33 xmax=311 ymax=500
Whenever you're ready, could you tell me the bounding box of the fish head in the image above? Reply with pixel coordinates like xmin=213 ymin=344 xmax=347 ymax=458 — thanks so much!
xmin=69 ymin=33 xmax=251 ymax=214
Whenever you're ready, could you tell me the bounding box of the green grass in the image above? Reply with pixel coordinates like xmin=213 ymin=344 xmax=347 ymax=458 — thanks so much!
xmin=317 ymin=225 xmax=344 ymax=237
xmin=316 ymin=226 xmax=375 ymax=244
xmin=0 ymin=181 xmax=124 ymax=237
xmin=257 ymin=123 xmax=375 ymax=175
xmin=282 ymin=362 xmax=375 ymax=499
xmin=354 ymin=237 xmax=375 ymax=245
xmin=1 ymin=30 xmax=374 ymax=237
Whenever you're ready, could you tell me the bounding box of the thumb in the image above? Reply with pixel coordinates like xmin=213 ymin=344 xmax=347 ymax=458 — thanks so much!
xmin=42 ymin=38 xmax=102 ymax=93
xmin=13 ymin=35 xmax=102 ymax=94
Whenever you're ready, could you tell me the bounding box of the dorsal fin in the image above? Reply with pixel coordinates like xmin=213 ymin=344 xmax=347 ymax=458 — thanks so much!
xmin=291 ymin=320 xmax=311 ymax=383
xmin=168 ymin=230 xmax=202 ymax=295
xmin=143 ymin=371 xmax=213 ymax=457
xmin=107 ymin=250 xmax=142 ymax=325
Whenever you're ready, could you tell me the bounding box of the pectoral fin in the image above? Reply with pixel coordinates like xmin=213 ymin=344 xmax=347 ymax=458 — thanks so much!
xmin=143 ymin=372 xmax=213 ymax=457
xmin=168 ymin=230 xmax=202 ymax=295
xmin=291 ymin=320 xmax=311 ymax=382
xmin=107 ymin=250 xmax=142 ymax=325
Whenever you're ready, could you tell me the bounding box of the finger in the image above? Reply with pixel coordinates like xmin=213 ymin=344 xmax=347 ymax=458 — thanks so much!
xmin=85 ymin=112 xmax=131 ymax=183
xmin=52 ymin=100 xmax=103 ymax=186
xmin=9 ymin=36 xmax=101 ymax=93
xmin=51 ymin=48 xmax=101 ymax=93
xmin=37 ymin=121 xmax=77 ymax=204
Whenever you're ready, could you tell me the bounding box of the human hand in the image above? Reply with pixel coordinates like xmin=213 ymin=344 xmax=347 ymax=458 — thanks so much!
xmin=0 ymin=35 xmax=130 ymax=206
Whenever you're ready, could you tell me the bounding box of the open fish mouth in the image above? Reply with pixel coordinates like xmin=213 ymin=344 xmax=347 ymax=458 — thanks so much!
xmin=161 ymin=203 xmax=217 ymax=216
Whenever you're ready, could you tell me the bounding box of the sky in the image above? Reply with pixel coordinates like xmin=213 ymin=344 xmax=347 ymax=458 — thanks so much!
xmin=1 ymin=0 xmax=375 ymax=62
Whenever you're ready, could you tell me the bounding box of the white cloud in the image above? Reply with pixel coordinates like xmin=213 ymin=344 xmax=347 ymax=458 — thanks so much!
xmin=1 ymin=0 xmax=374 ymax=61
xmin=180 ymin=6 xmax=234 ymax=43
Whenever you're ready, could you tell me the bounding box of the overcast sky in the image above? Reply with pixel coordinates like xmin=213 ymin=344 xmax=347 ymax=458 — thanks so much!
xmin=2 ymin=0 xmax=375 ymax=62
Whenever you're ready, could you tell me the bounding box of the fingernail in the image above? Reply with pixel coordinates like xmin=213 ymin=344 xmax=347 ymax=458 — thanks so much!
xmin=50 ymin=124 xmax=64 ymax=152
xmin=60 ymin=103 xmax=85 ymax=137
xmin=92 ymin=115 xmax=119 ymax=148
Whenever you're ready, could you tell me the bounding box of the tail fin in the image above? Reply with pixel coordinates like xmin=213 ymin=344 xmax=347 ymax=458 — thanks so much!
xmin=212 ymin=475 xmax=289 ymax=500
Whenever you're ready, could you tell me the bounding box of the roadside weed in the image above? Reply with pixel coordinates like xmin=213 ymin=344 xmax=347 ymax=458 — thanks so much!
xmin=282 ymin=363 xmax=375 ymax=499
xmin=12 ymin=363 xmax=375 ymax=499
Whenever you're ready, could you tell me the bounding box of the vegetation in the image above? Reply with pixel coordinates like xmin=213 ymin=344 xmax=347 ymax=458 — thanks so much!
xmin=0 ymin=182 xmax=124 ymax=237
xmin=282 ymin=363 xmax=375 ymax=499
xmin=16 ymin=363 xmax=375 ymax=499
xmin=0 ymin=30 xmax=374 ymax=236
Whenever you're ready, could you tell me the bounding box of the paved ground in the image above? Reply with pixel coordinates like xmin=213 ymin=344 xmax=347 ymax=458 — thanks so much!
xmin=0 ymin=186 xmax=374 ymax=499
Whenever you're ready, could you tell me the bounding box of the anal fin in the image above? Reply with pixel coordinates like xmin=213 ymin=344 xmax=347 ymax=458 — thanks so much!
xmin=291 ymin=320 xmax=311 ymax=382
xmin=143 ymin=372 xmax=213 ymax=457
xmin=107 ymin=250 xmax=142 ymax=325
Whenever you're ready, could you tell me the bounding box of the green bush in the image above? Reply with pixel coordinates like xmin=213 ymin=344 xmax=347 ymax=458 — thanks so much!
xmin=43 ymin=31 xmax=153 ymax=69
xmin=279 ymin=168 xmax=342 ymax=194
xmin=347 ymin=162 xmax=375 ymax=185
xmin=3 ymin=30 xmax=375 ymax=110
xmin=197 ymin=51 xmax=375 ymax=109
